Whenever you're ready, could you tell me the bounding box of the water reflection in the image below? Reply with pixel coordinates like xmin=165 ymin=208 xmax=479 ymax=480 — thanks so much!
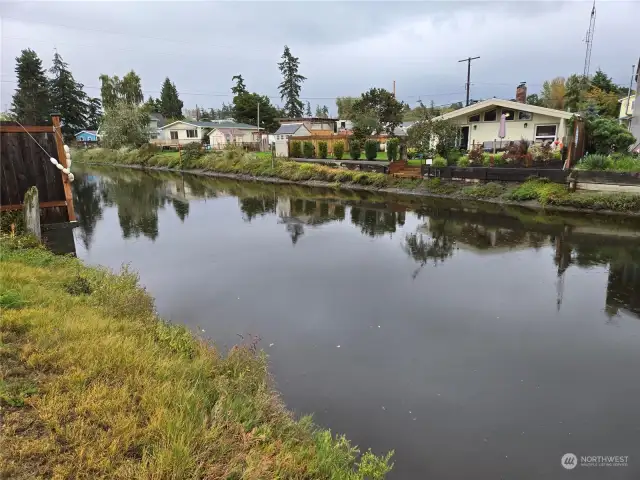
xmin=73 ymin=166 xmax=640 ymax=323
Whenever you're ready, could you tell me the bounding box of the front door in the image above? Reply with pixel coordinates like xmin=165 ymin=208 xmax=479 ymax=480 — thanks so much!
xmin=460 ymin=126 xmax=470 ymax=150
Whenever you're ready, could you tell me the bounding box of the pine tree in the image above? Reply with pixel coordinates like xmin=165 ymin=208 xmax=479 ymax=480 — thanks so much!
xmin=86 ymin=97 xmax=102 ymax=130
xmin=11 ymin=49 xmax=51 ymax=124
xmin=277 ymin=46 xmax=306 ymax=118
xmin=305 ymin=101 xmax=312 ymax=117
xmin=159 ymin=78 xmax=183 ymax=119
xmin=49 ymin=52 xmax=89 ymax=139
xmin=231 ymin=75 xmax=247 ymax=96
xmin=315 ymin=105 xmax=323 ymax=117
xmin=321 ymin=105 xmax=329 ymax=118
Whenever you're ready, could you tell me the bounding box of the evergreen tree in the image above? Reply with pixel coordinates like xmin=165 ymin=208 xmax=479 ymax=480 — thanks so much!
xmin=305 ymin=101 xmax=312 ymax=117
xmin=321 ymin=105 xmax=329 ymax=117
xmin=564 ymin=74 xmax=587 ymax=112
xmin=159 ymin=78 xmax=184 ymax=119
xmin=277 ymin=45 xmax=306 ymax=118
xmin=49 ymin=52 xmax=89 ymax=139
xmin=86 ymin=97 xmax=102 ymax=130
xmin=233 ymin=92 xmax=280 ymax=132
xmin=145 ymin=96 xmax=161 ymax=113
xmin=11 ymin=49 xmax=51 ymax=124
xmin=231 ymin=75 xmax=247 ymax=96
xmin=590 ymin=69 xmax=617 ymax=94
xmin=315 ymin=105 xmax=323 ymax=117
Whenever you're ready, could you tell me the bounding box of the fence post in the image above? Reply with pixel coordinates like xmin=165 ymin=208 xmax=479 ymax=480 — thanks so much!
xmin=23 ymin=186 xmax=41 ymax=240
xmin=51 ymin=114 xmax=76 ymax=221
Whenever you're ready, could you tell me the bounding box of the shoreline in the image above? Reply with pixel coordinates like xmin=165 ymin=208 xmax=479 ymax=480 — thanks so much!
xmin=78 ymin=161 xmax=640 ymax=218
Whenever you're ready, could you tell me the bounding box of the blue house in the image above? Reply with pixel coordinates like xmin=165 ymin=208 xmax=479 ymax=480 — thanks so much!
xmin=75 ymin=130 xmax=99 ymax=142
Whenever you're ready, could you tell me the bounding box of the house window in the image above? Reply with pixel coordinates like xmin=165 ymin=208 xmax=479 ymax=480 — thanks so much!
xmin=469 ymin=114 xmax=480 ymax=123
xmin=170 ymin=131 xmax=178 ymax=140
xmin=186 ymin=129 xmax=198 ymax=138
xmin=535 ymin=124 xmax=557 ymax=141
xmin=502 ymin=109 xmax=515 ymax=121
xmin=483 ymin=109 xmax=497 ymax=122
xmin=340 ymin=121 xmax=346 ymax=128
xmin=518 ymin=111 xmax=533 ymax=121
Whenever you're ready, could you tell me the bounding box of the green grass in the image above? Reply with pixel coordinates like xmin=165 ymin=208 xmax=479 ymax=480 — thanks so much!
xmin=72 ymin=147 xmax=640 ymax=213
xmin=575 ymin=154 xmax=640 ymax=173
xmin=0 ymin=239 xmax=393 ymax=479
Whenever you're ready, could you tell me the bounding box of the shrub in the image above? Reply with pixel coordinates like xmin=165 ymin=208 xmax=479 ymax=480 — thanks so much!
xmin=364 ymin=140 xmax=378 ymax=160
xmin=290 ymin=141 xmax=302 ymax=158
xmin=407 ymin=147 xmax=416 ymax=159
xmin=349 ymin=140 xmax=362 ymax=160
xmin=302 ymin=141 xmax=315 ymax=158
xmin=529 ymin=143 xmax=553 ymax=162
xmin=608 ymin=155 xmax=640 ymax=172
xmin=585 ymin=116 xmax=636 ymax=154
xmin=462 ymin=182 xmax=505 ymax=198
xmin=180 ymin=143 xmax=203 ymax=167
xmin=318 ymin=141 xmax=328 ymax=159
xmin=432 ymin=156 xmax=447 ymax=167
xmin=457 ymin=156 xmax=470 ymax=167
xmin=446 ymin=149 xmax=461 ymax=166
xmin=333 ymin=141 xmax=345 ymax=160
xmin=579 ymin=154 xmax=611 ymax=170
xmin=387 ymin=138 xmax=399 ymax=162
xmin=468 ymin=145 xmax=483 ymax=164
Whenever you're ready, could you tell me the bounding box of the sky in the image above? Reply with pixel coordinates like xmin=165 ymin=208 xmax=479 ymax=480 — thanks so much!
xmin=1 ymin=1 xmax=639 ymax=115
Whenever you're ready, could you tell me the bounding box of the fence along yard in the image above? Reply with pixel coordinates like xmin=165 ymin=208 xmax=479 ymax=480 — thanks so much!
xmin=0 ymin=115 xmax=75 ymax=223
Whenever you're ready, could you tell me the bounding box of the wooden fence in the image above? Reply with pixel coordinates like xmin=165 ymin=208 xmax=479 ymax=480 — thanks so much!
xmin=421 ymin=166 xmax=570 ymax=184
xmin=288 ymin=134 xmax=391 ymax=155
xmin=0 ymin=115 xmax=75 ymax=223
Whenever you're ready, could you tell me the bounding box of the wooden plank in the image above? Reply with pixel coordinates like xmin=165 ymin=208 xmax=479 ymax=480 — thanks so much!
xmin=0 ymin=125 xmax=55 ymax=133
xmin=1 ymin=200 xmax=67 ymax=212
xmin=52 ymin=115 xmax=75 ymax=221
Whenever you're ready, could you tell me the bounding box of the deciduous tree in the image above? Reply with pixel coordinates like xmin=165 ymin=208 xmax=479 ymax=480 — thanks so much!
xmin=541 ymin=77 xmax=566 ymax=110
xmin=100 ymin=101 xmax=150 ymax=148
xmin=336 ymin=96 xmax=357 ymax=119
xmin=352 ymin=88 xmax=404 ymax=137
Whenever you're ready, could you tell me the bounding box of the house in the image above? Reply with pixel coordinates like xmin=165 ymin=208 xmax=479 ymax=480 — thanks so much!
xmin=626 ymin=60 xmax=640 ymax=152
xmin=273 ymin=123 xmax=312 ymax=157
xmin=158 ymin=120 xmax=257 ymax=145
xmin=75 ymin=130 xmax=99 ymax=142
xmin=206 ymin=122 xmax=261 ymax=149
xmin=278 ymin=117 xmax=337 ymax=136
xmin=148 ymin=113 xmax=166 ymax=139
xmin=432 ymin=84 xmax=574 ymax=151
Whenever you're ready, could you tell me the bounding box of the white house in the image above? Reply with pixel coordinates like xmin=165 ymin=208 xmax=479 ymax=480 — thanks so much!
xmin=273 ymin=123 xmax=312 ymax=157
xmin=158 ymin=120 xmax=256 ymax=145
xmin=206 ymin=122 xmax=261 ymax=149
xmin=432 ymin=96 xmax=575 ymax=151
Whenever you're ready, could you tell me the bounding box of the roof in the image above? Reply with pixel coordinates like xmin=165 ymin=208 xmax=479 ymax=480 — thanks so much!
xmin=75 ymin=130 xmax=98 ymax=136
xmin=207 ymin=127 xmax=260 ymax=136
xmin=433 ymin=98 xmax=575 ymax=121
xmin=278 ymin=117 xmax=338 ymax=123
xmin=161 ymin=120 xmax=259 ymax=130
xmin=149 ymin=112 xmax=166 ymax=127
xmin=274 ymin=124 xmax=305 ymax=135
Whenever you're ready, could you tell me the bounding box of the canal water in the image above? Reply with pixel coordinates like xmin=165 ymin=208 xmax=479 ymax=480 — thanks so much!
xmin=71 ymin=165 xmax=640 ymax=480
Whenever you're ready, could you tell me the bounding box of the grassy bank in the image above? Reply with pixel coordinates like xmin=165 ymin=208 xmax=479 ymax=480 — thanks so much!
xmin=72 ymin=147 xmax=640 ymax=213
xmin=0 ymin=237 xmax=392 ymax=479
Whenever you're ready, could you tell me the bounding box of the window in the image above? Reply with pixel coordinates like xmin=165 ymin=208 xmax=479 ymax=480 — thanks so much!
xmin=340 ymin=121 xmax=346 ymax=128
xmin=535 ymin=124 xmax=557 ymax=141
xmin=170 ymin=131 xmax=178 ymax=140
xmin=502 ymin=109 xmax=515 ymax=121
xmin=483 ymin=109 xmax=497 ymax=122
xmin=468 ymin=114 xmax=480 ymax=123
xmin=186 ymin=129 xmax=198 ymax=138
xmin=518 ymin=111 xmax=533 ymax=121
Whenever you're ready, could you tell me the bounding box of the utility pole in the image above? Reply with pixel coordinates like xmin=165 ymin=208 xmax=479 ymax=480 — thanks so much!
xmin=625 ymin=63 xmax=636 ymax=117
xmin=257 ymin=101 xmax=261 ymax=151
xmin=196 ymin=104 xmax=200 ymax=121
xmin=393 ymin=80 xmax=396 ymax=97
xmin=458 ymin=56 xmax=480 ymax=106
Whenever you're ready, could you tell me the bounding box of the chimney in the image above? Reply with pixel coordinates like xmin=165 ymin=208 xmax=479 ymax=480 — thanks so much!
xmin=516 ymin=82 xmax=527 ymax=103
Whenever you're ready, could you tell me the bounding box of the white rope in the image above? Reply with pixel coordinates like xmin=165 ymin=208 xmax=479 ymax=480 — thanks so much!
xmin=13 ymin=120 xmax=74 ymax=182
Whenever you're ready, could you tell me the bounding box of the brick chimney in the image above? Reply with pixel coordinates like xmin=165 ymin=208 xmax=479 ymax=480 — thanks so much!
xmin=516 ymin=82 xmax=527 ymax=103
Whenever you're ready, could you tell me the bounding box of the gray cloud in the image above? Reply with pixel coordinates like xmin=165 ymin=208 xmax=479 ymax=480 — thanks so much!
xmin=2 ymin=1 xmax=638 ymax=115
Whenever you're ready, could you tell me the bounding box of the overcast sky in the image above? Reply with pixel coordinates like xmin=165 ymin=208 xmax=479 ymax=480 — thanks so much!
xmin=1 ymin=1 xmax=638 ymax=115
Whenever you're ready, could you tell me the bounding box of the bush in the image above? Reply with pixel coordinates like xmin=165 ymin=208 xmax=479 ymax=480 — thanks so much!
xmin=462 ymin=182 xmax=505 ymax=198
xmin=318 ymin=141 xmax=328 ymax=159
xmin=364 ymin=140 xmax=378 ymax=160
xmin=333 ymin=141 xmax=345 ymax=160
xmin=446 ymin=149 xmax=461 ymax=166
xmin=529 ymin=143 xmax=553 ymax=162
xmin=585 ymin=116 xmax=636 ymax=154
xmin=432 ymin=156 xmax=447 ymax=167
xmin=303 ymin=141 xmax=315 ymax=158
xmin=457 ymin=156 xmax=470 ymax=167
xmin=579 ymin=154 xmax=611 ymax=170
xmin=468 ymin=145 xmax=483 ymax=164
xmin=387 ymin=138 xmax=399 ymax=162
xmin=349 ymin=140 xmax=362 ymax=160
xmin=608 ymin=154 xmax=640 ymax=172
xmin=180 ymin=143 xmax=203 ymax=167
xmin=407 ymin=147 xmax=416 ymax=159
xmin=290 ymin=141 xmax=302 ymax=158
